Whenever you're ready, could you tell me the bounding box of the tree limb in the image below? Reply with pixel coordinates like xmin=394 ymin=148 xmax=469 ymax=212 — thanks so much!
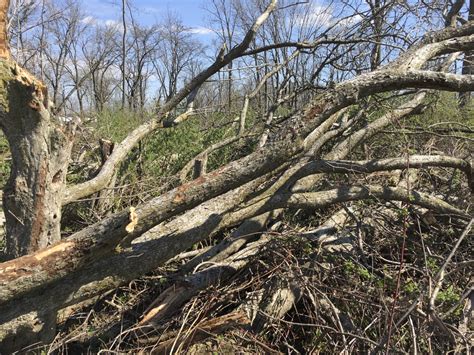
xmin=62 ymin=0 xmax=279 ymax=204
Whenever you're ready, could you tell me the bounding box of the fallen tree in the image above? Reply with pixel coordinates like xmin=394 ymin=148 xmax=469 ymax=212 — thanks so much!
xmin=0 ymin=0 xmax=473 ymax=352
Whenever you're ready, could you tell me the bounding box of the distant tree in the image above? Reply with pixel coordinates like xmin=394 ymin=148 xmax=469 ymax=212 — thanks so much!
xmin=152 ymin=11 xmax=203 ymax=104
xmin=0 ymin=0 xmax=472 ymax=352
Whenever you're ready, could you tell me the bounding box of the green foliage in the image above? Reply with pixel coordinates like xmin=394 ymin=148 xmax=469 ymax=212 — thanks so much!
xmin=415 ymin=92 xmax=474 ymax=127
xmin=94 ymin=108 xmax=145 ymax=142
xmin=138 ymin=111 xmax=250 ymax=179
xmin=436 ymin=285 xmax=460 ymax=304
xmin=0 ymin=132 xmax=10 ymax=188
xmin=87 ymin=326 xmax=96 ymax=335
xmin=343 ymin=260 xmax=373 ymax=280
xmin=426 ymin=257 xmax=439 ymax=272
xmin=403 ymin=279 xmax=419 ymax=294
xmin=142 ymin=119 xmax=206 ymax=177
xmin=397 ymin=207 xmax=410 ymax=218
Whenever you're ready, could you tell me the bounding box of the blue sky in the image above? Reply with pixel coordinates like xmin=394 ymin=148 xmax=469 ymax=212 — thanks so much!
xmin=82 ymin=0 xmax=212 ymax=34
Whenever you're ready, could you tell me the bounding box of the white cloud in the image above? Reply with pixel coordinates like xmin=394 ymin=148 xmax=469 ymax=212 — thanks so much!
xmin=81 ymin=16 xmax=96 ymax=25
xmin=295 ymin=2 xmax=333 ymax=29
xmin=335 ymin=14 xmax=363 ymax=29
xmin=105 ymin=19 xmax=120 ymax=28
xmin=80 ymin=16 xmax=121 ymax=30
xmin=294 ymin=1 xmax=363 ymax=31
xmin=187 ymin=26 xmax=214 ymax=36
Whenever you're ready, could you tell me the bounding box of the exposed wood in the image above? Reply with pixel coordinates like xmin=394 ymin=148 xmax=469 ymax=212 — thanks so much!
xmin=139 ymin=225 xmax=279 ymax=326
xmin=0 ymin=0 xmax=9 ymax=59
xmin=1 ymin=15 xmax=474 ymax=352
xmin=0 ymin=175 xmax=274 ymax=347
xmin=0 ymin=60 xmax=75 ymax=258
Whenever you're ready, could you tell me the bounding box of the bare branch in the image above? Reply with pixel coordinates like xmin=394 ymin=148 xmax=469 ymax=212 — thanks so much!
xmin=429 ymin=219 xmax=473 ymax=311
xmin=63 ymin=0 xmax=279 ymax=204
xmin=252 ymin=185 xmax=471 ymax=221
xmin=294 ymin=155 xmax=472 ymax=191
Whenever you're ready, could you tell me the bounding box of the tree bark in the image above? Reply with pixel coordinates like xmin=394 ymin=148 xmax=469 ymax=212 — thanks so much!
xmin=0 ymin=60 xmax=74 ymax=259
xmin=1 ymin=17 xmax=474 ymax=352
xmin=121 ymin=0 xmax=127 ymax=110
xmin=459 ymin=0 xmax=474 ymax=107
xmin=0 ymin=0 xmax=10 ymax=59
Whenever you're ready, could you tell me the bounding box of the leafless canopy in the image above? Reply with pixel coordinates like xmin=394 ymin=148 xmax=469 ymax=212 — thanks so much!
xmin=0 ymin=0 xmax=472 ymax=353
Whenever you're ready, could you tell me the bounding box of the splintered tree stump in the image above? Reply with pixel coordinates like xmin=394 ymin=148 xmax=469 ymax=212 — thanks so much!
xmin=0 ymin=0 xmax=10 ymax=59
xmin=0 ymin=60 xmax=75 ymax=258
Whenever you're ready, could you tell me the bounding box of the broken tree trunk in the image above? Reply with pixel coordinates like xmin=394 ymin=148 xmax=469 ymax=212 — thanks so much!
xmin=139 ymin=223 xmax=281 ymax=326
xmin=0 ymin=60 xmax=74 ymax=259
xmin=1 ymin=20 xmax=474 ymax=352
xmin=0 ymin=0 xmax=10 ymax=60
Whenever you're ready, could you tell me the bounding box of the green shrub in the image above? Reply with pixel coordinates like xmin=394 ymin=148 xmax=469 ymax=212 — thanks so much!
xmin=94 ymin=108 xmax=145 ymax=142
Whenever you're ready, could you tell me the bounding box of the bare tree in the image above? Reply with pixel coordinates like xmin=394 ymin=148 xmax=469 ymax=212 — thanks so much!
xmin=41 ymin=0 xmax=85 ymax=107
xmin=206 ymin=0 xmax=241 ymax=112
xmin=460 ymin=0 xmax=474 ymax=106
xmin=82 ymin=22 xmax=121 ymax=112
xmin=125 ymin=11 xmax=159 ymax=110
xmin=152 ymin=11 xmax=202 ymax=104
xmin=121 ymin=0 xmax=127 ymax=109
xmin=0 ymin=0 xmax=472 ymax=352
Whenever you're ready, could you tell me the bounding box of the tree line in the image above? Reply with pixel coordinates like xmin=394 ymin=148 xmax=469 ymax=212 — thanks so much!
xmin=0 ymin=0 xmax=472 ymax=352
